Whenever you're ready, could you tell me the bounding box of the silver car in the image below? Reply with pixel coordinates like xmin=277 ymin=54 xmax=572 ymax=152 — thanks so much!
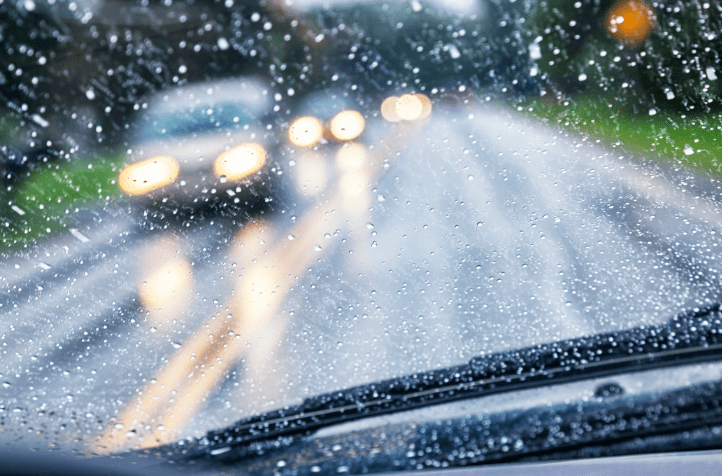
xmin=118 ymin=77 xmax=275 ymax=205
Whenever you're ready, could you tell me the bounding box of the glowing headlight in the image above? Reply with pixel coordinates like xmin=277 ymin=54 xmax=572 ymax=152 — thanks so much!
xmin=214 ymin=143 xmax=267 ymax=182
xmin=381 ymin=94 xmax=432 ymax=122
xmin=395 ymin=94 xmax=423 ymax=121
xmin=415 ymin=93 xmax=432 ymax=120
xmin=380 ymin=96 xmax=402 ymax=122
xmin=288 ymin=116 xmax=323 ymax=147
xmin=118 ymin=155 xmax=180 ymax=196
xmin=329 ymin=110 xmax=365 ymax=141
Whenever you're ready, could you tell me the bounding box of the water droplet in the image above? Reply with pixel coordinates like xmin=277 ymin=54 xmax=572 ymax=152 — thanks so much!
xmin=314 ymin=245 xmax=323 ymax=251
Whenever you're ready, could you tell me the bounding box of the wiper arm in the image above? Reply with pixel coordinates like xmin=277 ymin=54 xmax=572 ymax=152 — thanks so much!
xmin=197 ymin=303 xmax=722 ymax=452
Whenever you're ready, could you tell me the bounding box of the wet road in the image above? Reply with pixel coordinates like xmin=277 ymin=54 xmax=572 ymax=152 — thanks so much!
xmin=3 ymin=103 xmax=722 ymax=453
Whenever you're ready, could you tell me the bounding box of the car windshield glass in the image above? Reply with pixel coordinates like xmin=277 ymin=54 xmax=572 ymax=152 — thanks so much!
xmin=2 ymin=0 xmax=722 ymax=467
xmin=139 ymin=104 xmax=257 ymax=140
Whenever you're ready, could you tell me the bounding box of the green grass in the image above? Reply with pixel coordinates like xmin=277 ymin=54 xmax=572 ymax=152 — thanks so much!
xmin=1 ymin=151 xmax=127 ymax=252
xmin=516 ymin=97 xmax=722 ymax=178
xmin=4 ymin=95 xmax=722 ymax=253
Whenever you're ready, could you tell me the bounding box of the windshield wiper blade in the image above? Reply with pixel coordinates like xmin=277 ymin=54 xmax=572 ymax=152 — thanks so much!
xmin=195 ymin=303 xmax=722 ymax=453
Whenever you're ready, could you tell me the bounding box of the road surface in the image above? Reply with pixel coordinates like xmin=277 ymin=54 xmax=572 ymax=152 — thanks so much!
xmin=2 ymin=102 xmax=722 ymax=453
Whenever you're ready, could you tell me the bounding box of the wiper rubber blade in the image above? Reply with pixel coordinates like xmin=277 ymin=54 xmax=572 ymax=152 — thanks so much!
xmin=198 ymin=303 xmax=722 ymax=452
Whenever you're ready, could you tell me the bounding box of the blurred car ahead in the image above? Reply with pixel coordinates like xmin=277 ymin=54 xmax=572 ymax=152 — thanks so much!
xmin=117 ymin=77 xmax=277 ymax=207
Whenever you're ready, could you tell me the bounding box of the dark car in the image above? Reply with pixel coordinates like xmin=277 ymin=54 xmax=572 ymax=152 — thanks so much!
xmin=117 ymin=76 xmax=276 ymax=205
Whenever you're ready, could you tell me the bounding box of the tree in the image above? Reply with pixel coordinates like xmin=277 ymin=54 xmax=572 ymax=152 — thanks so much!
xmin=527 ymin=0 xmax=722 ymax=114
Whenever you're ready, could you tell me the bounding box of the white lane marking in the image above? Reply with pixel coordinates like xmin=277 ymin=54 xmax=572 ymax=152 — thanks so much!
xmin=69 ymin=228 xmax=91 ymax=243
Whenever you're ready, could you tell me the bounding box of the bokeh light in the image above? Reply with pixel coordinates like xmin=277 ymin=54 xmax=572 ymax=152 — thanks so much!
xmin=330 ymin=110 xmax=366 ymax=141
xmin=214 ymin=143 xmax=267 ymax=182
xmin=288 ymin=116 xmax=324 ymax=147
xmin=395 ymin=94 xmax=423 ymax=121
xmin=381 ymin=94 xmax=432 ymax=122
xmin=415 ymin=93 xmax=432 ymax=120
xmin=381 ymin=96 xmax=402 ymax=122
xmin=605 ymin=0 xmax=656 ymax=48
xmin=140 ymin=258 xmax=193 ymax=318
xmin=118 ymin=155 xmax=180 ymax=196
xmin=137 ymin=235 xmax=193 ymax=332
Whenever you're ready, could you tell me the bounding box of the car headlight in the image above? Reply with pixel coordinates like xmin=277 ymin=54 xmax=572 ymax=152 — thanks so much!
xmin=288 ymin=116 xmax=324 ymax=147
xmin=118 ymin=155 xmax=180 ymax=196
xmin=329 ymin=110 xmax=365 ymax=141
xmin=381 ymin=94 xmax=432 ymax=122
xmin=214 ymin=143 xmax=267 ymax=182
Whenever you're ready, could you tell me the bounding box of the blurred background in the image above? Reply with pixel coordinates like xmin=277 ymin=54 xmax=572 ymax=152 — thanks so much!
xmin=2 ymin=0 xmax=721 ymax=250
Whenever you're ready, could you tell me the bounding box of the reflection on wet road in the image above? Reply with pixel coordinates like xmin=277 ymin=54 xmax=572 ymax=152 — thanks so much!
xmin=4 ymin=100 xmax=722 ymax=454
xmin=98 ymin=112 xmax=427 ymax=451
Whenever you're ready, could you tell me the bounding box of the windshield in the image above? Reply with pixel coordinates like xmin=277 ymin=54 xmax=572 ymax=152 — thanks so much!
xmin=139 ymin=103 xmax=256 ymax=140
xmin=2 ymin=0 xmax=722 ymax=469
xmin=136 ymin=78 xmax=271 ymax=140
